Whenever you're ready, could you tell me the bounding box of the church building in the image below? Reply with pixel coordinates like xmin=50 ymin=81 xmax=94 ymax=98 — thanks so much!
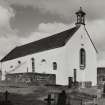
xmin=0 ymin=8 xmax=97 ymax=86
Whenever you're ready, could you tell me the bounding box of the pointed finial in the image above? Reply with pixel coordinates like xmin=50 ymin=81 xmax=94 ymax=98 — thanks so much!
xmin=80 ymin=7 xmax=82 ymax=11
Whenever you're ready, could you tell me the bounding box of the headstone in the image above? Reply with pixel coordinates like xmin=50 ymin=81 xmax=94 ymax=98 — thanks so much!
xmin=5 ymin=90 xmax=9 ymax=102
xmin=57 ymin=90 xmax=67 ymax=105
xmin=68 ymin=77 xmax=73 ymax=88
xmin=1 ymin=90 xmax=13 ymax=105
xmin=44 ymin=94 xmax=54 ymax=105
xmin=74 ymin=69 xmax=77 ymax=83
xmin=80 ymin=99 xmax=82 ymax=105
xmin=97 ymin=89 xmax=101 ymax=99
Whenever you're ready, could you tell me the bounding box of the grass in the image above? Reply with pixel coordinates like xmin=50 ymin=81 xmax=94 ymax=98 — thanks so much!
xmin=0 ymin=93 xmax=46 ymax=105
xmin=0 ymin=86 xmax=49 ymax=105
xmin=0 ymin=81 xmax=104 ymax=105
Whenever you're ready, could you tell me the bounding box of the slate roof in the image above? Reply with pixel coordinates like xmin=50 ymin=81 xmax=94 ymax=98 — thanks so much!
xmin=1 ymin=26 xmax=79 ymax=62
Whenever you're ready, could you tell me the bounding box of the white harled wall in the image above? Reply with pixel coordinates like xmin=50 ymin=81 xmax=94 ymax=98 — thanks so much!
xmin=1 ymin=25 xmax=97 ymax=85
xmin=65 ymin=25 xmax=97 ymax=85
xmin=1 ymin=46 xmax=68 ymax=85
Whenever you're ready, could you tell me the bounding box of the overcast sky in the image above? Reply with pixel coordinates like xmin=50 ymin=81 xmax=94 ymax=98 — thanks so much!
xmin=0 ymin=0 xmax=105 ymax=65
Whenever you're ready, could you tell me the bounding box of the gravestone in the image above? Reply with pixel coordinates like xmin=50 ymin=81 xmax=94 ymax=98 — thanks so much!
xmin=68 ymin=77 xmax=73 ymax=88
xmin=51 ymin=90 xmax=97 ymax=105
xmin=1 ymin=90 xmax=13 ymax=105
xmin=103 ymin=83 xmax=105 ymax=98
xmin=57 ymin=90 xmax=67 ymax=105
xmin=74 ymin=69 xmax=77 ymax=83
xmin=44 ymin=94 xmax=54 ymax=105
xmin=5 ymin=90 xmax=9 ymax=102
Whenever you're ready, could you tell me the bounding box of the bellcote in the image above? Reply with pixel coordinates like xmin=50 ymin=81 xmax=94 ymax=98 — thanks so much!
xmin=75 ymin=7 xmax=86 ymax=26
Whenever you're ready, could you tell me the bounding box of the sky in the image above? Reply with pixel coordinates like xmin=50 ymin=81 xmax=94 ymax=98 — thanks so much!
xmin=0 ymin=0 xmax=105 ymax=66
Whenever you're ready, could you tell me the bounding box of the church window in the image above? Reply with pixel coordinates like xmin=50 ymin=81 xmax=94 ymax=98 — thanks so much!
xmin=80 ymin=48 xmax=86 ymax=70
xmin=53 ymin=62 xmax=57 ymax=70
xmin=18 ymin=61 xmax=21 ymax=64
xmin=81 ymin=44 xmax=84 ymax=46
xmin=31 ymin=58 xmax=35 ymax=72
xmin=41 ymin=59 xmax=46 ymax=63
xmin=10 ymin=65 xmax=13 ymax=68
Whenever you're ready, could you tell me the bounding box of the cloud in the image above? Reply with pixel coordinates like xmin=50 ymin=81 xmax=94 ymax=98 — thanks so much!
xmin=38 ymin=22 xmax=71 ymax=33
xmin=0 ymin=1 xmax=17 ymax=59
xmin=0 ymin=6 xmax=13 ymax=26
xmin=0 ymin=3 xmax=16 ymax=37
xmin=86 ymin=20 xmax=105 ymax=50
xmin=18 ymin=22 xmax=72 ymax=45
xmin=86 ymin=20 xmax=105 ymax=60
xmin=7 ymin=0 xmax=105 ymax=21
xmin=0 ymin=35 xmax=19 ymax=59
xmin=7 ymin=0 xmax=78 ymax=22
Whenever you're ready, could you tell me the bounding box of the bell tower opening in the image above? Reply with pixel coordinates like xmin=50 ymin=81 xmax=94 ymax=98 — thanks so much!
xmin=75 ymin=7 xmax=86 ymax=26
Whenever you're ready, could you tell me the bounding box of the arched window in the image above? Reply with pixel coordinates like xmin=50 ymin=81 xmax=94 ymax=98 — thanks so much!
xmin=80 ymin=48 xmax=86 ymax=70
xmin=53 ymin=62 xmax=57 ymax=70
xmin=41 ymin=59 xmax=46 ymax=63
xmin=31 ymin=58 xmax=35 ymax=72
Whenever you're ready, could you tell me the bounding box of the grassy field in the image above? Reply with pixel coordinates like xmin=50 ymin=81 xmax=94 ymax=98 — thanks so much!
xmin=0 ymin=92 xmax=47 ymax=105
xmin=0 ymin=81 xmax=105 ymax=105
xmin=0 ymin=86 xmax=50 ymax=105
xmin=0 ymin=81 xmax=66 ymax=105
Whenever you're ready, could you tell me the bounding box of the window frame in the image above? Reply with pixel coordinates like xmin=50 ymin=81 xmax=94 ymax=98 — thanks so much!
xmin=31 ymin=58 xmax=35 ymax=72
xmin=80 ymin=48 xmax=86 ymax=70
xmin=53 ymin=62 xmax=57 ymax=70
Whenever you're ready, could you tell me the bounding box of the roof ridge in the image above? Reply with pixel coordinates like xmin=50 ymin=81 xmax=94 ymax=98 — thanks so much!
xmin=84 ymin=26 xmax=98 ymax=53
xmin=1 ymin=26 xmax=79 ymax=62
xmin=17 ymin=26 xmax=77 ymax=47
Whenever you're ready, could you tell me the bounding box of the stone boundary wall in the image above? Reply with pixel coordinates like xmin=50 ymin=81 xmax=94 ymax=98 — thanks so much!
xmin=6 ymin=73 xmax=56 ymax=85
